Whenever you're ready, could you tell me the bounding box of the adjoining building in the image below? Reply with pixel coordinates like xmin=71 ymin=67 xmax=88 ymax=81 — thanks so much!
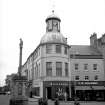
xmin=5 ymin=73 xmax=17 ymax=92
xmin=22 ymin=13 xmax=105 ymax=101
xmin=70 ymin=44 xmax=105 ymax=101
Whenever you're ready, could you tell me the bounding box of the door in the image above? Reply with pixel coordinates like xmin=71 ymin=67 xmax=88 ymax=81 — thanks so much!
xmin=46 ymin=87 xmax=52 ymax=99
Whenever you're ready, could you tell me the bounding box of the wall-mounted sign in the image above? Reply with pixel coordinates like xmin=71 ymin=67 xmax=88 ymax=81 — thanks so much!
xmin=74 ymin=81 xmax=105 ymax=86
xmin=44 ymin=81 xmax=69 ymax=86
xmin=50 ymin=82 xmax=68 ymax=86
xmin=78 ymin=81 xmax=98 ymax=85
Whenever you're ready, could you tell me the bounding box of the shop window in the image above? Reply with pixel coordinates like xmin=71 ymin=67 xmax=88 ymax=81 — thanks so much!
xmin=74 ymin=64 xmax=79 ymax=70
xmin=75 ymin=76 xmax=79 ymax=80
xmin=25 ymin=69 xmax=28 ymax=77
xmin=64 ymin=46 xmax=68 ymax=55
xmin=33 ymin=87 xmax=40 ymax=96
xmin=46 ymin=44 xmax=52 ymax=54
xmin=56 ymin=62 xmax=62 ymax=76
xmin=46 ymin=62 xmax=52 ymax=76
xmin=84 ymin=64 xmax=88 ymax=70
xmin=85 ymin=76 xmax=89 ymax=80
xmin=94 ymin=75 xmax=98 ymax=80
xmin=93 ymin=64 xmax=97 ymax=70
xmin=65 ymin=63 xmax=68 ymax=76
xmin=56 ymin=45 xmax=61 ymax=53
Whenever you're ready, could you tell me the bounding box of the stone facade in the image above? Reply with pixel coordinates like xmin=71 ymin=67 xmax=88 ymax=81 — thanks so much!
xmin=21 ymin=13 xmax=105 ymax=101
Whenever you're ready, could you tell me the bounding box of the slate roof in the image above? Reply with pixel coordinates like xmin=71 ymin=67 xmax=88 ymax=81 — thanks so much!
xmin=70 ymin=45 xmax=102 ymax=55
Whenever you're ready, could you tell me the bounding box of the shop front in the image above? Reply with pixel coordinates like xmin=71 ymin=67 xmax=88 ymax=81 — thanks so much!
xmin=71 ymin=81 xmax=105 ymax=101
xmin=43 ymin=81 xmax=71 ymax=100
xmin=32 ymin=81 xmax=43 ymax=98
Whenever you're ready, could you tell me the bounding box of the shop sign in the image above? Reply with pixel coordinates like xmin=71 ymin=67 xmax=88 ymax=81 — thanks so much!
xmin=77 ymin=81 xmax=98 ymax=85
xmin=50 ymin=82 xmax=68 ymax=86
xmin=72 ymin=81 xmax=105 ymax=86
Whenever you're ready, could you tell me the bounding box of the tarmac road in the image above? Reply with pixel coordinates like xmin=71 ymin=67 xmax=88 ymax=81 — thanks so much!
xmin=28 ymin=99 xmax=105 ymax=105
xmin=0 ymin=94 xmax=10 ymax=105
xmin=0 ymin=95 xmax=105 ymax=105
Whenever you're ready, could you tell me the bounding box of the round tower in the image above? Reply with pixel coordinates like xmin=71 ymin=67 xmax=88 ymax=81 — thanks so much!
xmin=39 ymin=12 xmax=71 ymax=99
xmin=40 ymin=11 xmax=67 ymax=44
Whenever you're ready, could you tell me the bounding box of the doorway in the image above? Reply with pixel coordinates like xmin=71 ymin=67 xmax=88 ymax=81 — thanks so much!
xmin=46 ymin=87 xmax=52 ymax=99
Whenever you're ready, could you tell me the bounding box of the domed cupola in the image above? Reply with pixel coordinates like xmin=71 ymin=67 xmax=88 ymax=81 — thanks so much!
xmin=40 ymin=11 xmax=67 ymax=44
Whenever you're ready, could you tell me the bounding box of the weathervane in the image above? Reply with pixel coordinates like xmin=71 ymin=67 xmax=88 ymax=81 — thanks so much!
xmin=50 ymin=0 xmax=55 ymax=13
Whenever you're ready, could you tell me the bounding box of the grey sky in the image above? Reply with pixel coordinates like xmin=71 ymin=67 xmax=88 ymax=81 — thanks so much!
xmin=0 ymin=0 xmax=105 ymax=86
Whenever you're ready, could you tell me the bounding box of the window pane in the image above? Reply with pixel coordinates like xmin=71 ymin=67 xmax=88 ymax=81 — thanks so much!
xmin=85 ymin=76 xmax=89 ymax=80
xmin=56 ymin=62 xmax=62 ymax=76
xmin=46 ymin=62 xmax=52 ymax=76
xmin=84 ymin=64 xmax=88 ymax=70
xmin=75 ymin=76 xmax=79 ymax=80
xmin=75 ymin=64 xmax=78 ymax=70
xmin=65 ymin=63 xmax=68 ymax=76
xmin=56 ymin=45 xmax=61 ymax=53
xmin=64 ymin=47 xmax=68 ymax=54
xmin=46 ymin=44 xmax=52 ymax=54
xmin=33 ymin=87 xmax=40 ymax=96
xmin=93 ymin=64 xmax=97 ymax=70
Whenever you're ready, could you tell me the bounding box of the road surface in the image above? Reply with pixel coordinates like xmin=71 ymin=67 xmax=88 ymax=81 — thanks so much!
xmin=0 ymin=95 xmax=10 ymax=105
xmin=0 ymin=95 xmax=105 ymax=105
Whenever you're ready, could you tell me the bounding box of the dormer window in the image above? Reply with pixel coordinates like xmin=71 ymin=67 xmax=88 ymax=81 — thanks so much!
xmin=56 ymin=45 xmax=61 ymax=53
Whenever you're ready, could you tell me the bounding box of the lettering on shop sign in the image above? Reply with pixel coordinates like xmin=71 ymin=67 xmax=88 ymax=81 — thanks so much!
xmin=77 ymin=82 xmax=98 ymax=85
xmin=50 ymin=82 xmax=68 ymax=86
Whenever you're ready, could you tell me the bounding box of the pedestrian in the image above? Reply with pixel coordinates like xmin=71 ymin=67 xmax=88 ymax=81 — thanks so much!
xmin=55 ymin=98 xmax=59 ymax=105
xmin=30 ymin=91 xmax=32 ymax=98
xmin=64 ymin=92 xmax=67 ymax=101
xmin=38 ymin=98 xmax=43 ymax=105
xmin=74 ymin=98 xmax=80 ymax=105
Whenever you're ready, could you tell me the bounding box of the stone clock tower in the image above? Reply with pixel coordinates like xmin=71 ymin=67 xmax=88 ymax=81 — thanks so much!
xmin=46 ymin=11 xmax=61 ymax=32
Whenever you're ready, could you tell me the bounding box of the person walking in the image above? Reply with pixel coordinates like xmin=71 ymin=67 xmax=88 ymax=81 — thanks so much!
xmin=74 ymin=97 xmax=80 ymax=105
xmin=64 ymin=92 xmax=67 ymax=101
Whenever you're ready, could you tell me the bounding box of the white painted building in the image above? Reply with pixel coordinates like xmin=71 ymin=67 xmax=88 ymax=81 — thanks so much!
xmin=22 ymin=13 xmax=105 ymax=101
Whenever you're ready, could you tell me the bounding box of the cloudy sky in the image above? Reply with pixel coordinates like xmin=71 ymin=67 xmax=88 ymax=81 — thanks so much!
xmin=0 ymin=0 xmax=105 ymax=86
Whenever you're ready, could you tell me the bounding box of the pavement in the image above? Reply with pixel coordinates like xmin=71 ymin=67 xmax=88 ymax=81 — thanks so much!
xmin=28 ymin=98 xmax=105 ymax=105
xmin=0 ymin=95 xmax=105 ymax=105
xmin=0 ymin=95 xmax=10 ymax=105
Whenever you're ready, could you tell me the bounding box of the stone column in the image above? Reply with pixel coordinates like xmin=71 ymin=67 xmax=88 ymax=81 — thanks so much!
xmin=9 ymin=39 xmax=28 ymax=105
xmin=18 ymin=38 xmax=23 ymax=76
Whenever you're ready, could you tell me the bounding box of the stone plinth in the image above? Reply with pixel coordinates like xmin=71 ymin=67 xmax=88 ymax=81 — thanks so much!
xmin=10 ymin=75 xmax=28 ymax=105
